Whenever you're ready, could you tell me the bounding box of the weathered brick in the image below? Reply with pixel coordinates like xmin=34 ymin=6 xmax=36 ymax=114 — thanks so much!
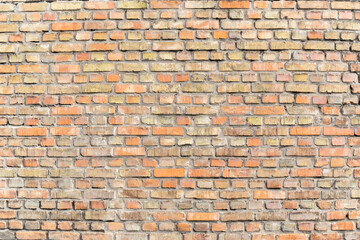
xmin=52 ymin=22 xmax=82 ymax=31
xmin=304 ymin=41 xmax=334 ymax=50
xmin=219 ymin=1 xmax=250 ymax=9
xmin=285 ymin=62 xmax=316 ymax=71
xmin=51 ymin=2 xmax=82 ymax=10
xmin=238 ymin=41 xmax=268 ymax=50
xmin=0 ymin=2 xmax=359 ymax=239
xmin=255 ymin=20 xmax=287 ymax=29
xmin=117 ymin=1 xmax=147 ymax=9
xmin=187 ymin=212 xmax=219 ymax=221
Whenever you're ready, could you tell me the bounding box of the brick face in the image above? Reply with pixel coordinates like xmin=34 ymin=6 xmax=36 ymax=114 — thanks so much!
xmin=0 ymin=0 xmax=360 ymax=239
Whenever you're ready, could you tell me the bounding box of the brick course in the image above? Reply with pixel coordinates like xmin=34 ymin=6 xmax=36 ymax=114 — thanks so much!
xmin=0 ymin=0 xmax=360 ymax=239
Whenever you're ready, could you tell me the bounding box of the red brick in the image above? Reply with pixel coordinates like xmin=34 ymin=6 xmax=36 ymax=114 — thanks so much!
xmin=52 ymin=22 xmax=82 ymax=31
xmin=219 ymin=1 xmax=250 ymax=8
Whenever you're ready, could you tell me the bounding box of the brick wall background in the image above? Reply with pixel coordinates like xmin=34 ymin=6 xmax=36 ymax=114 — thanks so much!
xmin=1 ymin=0 xmax=360 ymax=239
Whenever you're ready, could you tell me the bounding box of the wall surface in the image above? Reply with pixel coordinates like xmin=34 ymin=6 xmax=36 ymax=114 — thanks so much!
xmin=0 ymin=0 xmax=360 ymax=239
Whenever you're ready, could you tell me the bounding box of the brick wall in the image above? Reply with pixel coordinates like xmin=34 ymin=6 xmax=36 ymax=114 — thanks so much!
xmin=1 ymin=0 xmax=360 ymax=239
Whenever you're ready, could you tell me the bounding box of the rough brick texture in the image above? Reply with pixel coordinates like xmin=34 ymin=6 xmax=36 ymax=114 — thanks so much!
xmin=1 ymin=0 xmax=360 ymax=239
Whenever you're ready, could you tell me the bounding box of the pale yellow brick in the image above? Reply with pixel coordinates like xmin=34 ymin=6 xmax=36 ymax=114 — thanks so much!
xmin=285 ymin=62 xmax=316 ymax=72
xmin=255 ymin=20 xmax=287 ymax=29
xmin=150 ymin=63 xmax=182 ymax=72
xmin=118 ymin=63 xmax=148 ymax=72
xmin=51 ymin=2 xmax=82 ymax=10
xmin=285 ymin=84 xmax=318 ymax=93
xmin=117 ymin=1 xmax=147 ymax=9
xmin=270 ymin=41 xmax=302 ymax=50
xmin=186 ymin=41 xmax=218 ymax=50
xmin=119 ymin=42 xmax=150 ymax=51
xmin=219 ymin=62 xmax=251 ymax=71
xmin=237 ymin=41 xmax=268 ymax=50
xmin=83 ymin=63 xmax=115 ymax=72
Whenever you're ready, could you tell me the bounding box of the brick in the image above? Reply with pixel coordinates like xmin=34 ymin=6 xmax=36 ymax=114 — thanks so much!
xmin=52 ymin=43 xmax=83 ymax=52
xmin=285 ymin=84 xmax=317 ymax=93
xmin=17 ymin=128 xmax=47 ymax=136
xmin=324 ymin=127 xmax=354 ymax=136
xmin=0 ymin=24 xmax=17 ymax=32
xmin=286 ymin=147 xmax=317 ymax=156
xmin=119 ymin=42 xmax=149 ymax=51
xmin=153 ymin=127 xmax=184 ymax=135
xmin=51 ymin=2 xmax=82 ymax=11
xmin=277 ymin=234 xmax=307 ymax=240
xmin=115 ymin=84 xmax=146 ymax=93
xmin=186 ymin=20 xmax=219 ymax=29
xmin=298 ymin=21 xmax=330 ymax=30
xmin=222 ymin=212 xmax=253 ymax=221
xmin=221 ymin=20 xmax=252 ymax=29
xmin=52 ymin=22 xmax=82 ymax=31
xmin=188 ymin=169 xmax=221 ymax=178
xmin=298 ymin=1 xmax=328 ymax=9
xmin=285 ymin=62 xmax=316 ymax=71
xmin=84 ymin=21 xmax=116 ymax=30
xmin=223 ymin=169 xmax=254 ymax=178
xmin=86 ymin=43 xmax=116 ymax=52
xmin=319 ymin=84 xmax=349 ymax=93
xmin=319 ymin=148 xmax=351 ymax=157
xmin=19 ymin=2 xmax=48 ymax=11
xmin=151 ymin=190 xmax=182 ymax=199
xmin=49 ymin=232 xmax=80 ymax=240
xmin=310 ymin=234 xmax=341 ymax=240
xmin=154 ymin=169 xmax=185 ymax=178
xmin=151 ymin=63 xmax=181 ymax=72
xmin=119 ymin=63 xmax=148 ymax=72
xmin=0 ymin=190 xmax=16 ymax=198
xmin=253 ymin=106 xmax=285 ymax=115
xmin=219 ymin=62 xmax=251 ymax=71
xmin=256 ymin=212 xmax=287 ymax=221
xmin=332 ymin=222 xmax=355 ymax=231
xmin=16 ymin=232 xmax=47 ymax=240
xmin=149 ymin=233 xmax=181 ymax=240
xmin=290 ymin=212 xmax=320 ymax=221
xmin=52 ymin=64 xmax=80 ymax=73
xmin=114 ymin=147 xmax=146 ymax=156
xmin=254 ymin=190 xmax=286 ymax=199
xmin=290 ymin=169 xmax=322 ymax=177
xmin=0 ymin=2 xmax=359 ymax=239
xmin=0 ymin=65 xmax=16 ymax=73
xmin=288 ymin=190 xmax=320 ymax=199
xmin=186 ymin=41 xmax=218 ymax=50
xmin=184 ymin=83 xmax=215 ymax=93
xmin=0 ymin=45 xmax=16 ymax=53
xmin=117 ymin=1 xmax=147 ymax=9
xmin=150 ymin=0 xmax=181 ymax=9
xmin=187 ymin=212 xmax=219 ymax=221
xmin=117 ymin=127 xmax=149 ymax=135
xmin=82 ymin=84 xmax=112 ymax=93
xmin=82 ymin=233 xmax=113 ymax=240
xmin=238 ymin=41 xmax=268 ymax=50
xmin=218 ymin=84 xmax=250 ymax=93
xmin=51 ymin=106 xmax=82 ymax=115
xmin=304 ymin=41 xmax=334 ymax=50
xmin=270 ymin=41 xmax=302 ymax=50
xmin=84 ymin=2 xmax=114 ymax=9
xmin=185 ymin=62 xmax=216 ymax=72
xmin=118 ymin=21 xmax=150 ymax=30
xmin=255 ymin=20 xmax=287 ymax=29
xmin=153 ymin=42 xmax=183 ymax=51
xmin=219 ymin=1 xmax=250 ymax=8
xmin=331 ymin=2 xmax=360 ymax=9
xmin=290 ymin=127 xmax=321 ymax=135
xmin=185 ymin=1 xmax=217 ymax=8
